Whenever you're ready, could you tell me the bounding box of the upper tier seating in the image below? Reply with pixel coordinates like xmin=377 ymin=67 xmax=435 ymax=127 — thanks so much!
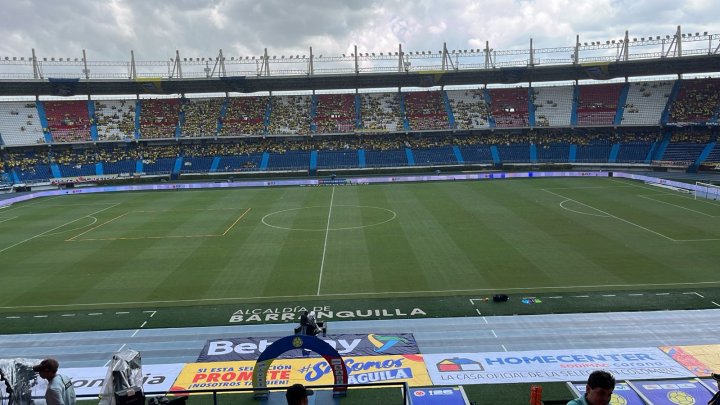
xmin=314 ymin=94 xmax=356 ymax=134
xmin=139 ymin=99 xmax=181 ymax=139
xmin=533 ymin=86 xmax=573 ymax=127
xmin=221 ymin=96 xmax=267 ymax=136
xmin=267 ymin=95 xmax=311 ymax=135
xmin=404 ymin=91 xmax=449 ymax=131
xmin=44 ymin=101 xmax=91 ymax=142
xmin=621 ymin=81 xmax=672 ymax=126
xmin=95 ymin=100 xmax=136 ymax=141
xmin=446 ymin=89 xmax=490 ymax=130
xmin=489 ymin=88 xmax=529 ymax=128
xmin=576 ymin=83 xmax=623 ymax=126
xmin=669 ymin=78 xmax=720 ymax=124
xmin=182 ymin=98 xmax=222 ymax=137
xmin=360 ymin=93 xmax=402 ymax=132
xmin=0 ymin=102 xmax=45 ymax=145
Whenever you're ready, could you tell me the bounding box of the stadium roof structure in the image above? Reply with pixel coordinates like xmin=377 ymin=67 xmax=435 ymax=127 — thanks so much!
xmin=1 ymin=26 xmax=719 ymax=96
xmin=1 ymin=53 xmax=719 ymax=97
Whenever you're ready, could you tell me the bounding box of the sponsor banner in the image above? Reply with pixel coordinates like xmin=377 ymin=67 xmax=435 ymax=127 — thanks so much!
xmin=631 ymin=379 xmax=714 ymax=404
xmin=661 ymin=344 xmax=720 ymax=376
xmin=409 ymin=387 xmax=468 ymax=405
xmin=197 ymin=334 xmax=418 ymax=361
xmin=50 ymin=174 xmax=119 ymax=185
xmin=0 ymin=364 xmax=184 ymax=399
xmin=228 ymin=304 xmax=428 ymax=324
xmin=424 ymin=348 xmax=694 ymax=385
xmin=571 ymin=383 xmax=644 ymax=405
xmin=171 ymin=355 xmax=431 ymax=391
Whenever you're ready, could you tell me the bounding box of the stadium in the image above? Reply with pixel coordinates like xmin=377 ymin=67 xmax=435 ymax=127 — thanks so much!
xmin=1 ymin=22 xmax=720 ymax=404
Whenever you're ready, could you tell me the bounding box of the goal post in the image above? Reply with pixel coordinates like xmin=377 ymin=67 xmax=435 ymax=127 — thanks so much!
xmin=694 ymin=182 xmax=720 ymax=201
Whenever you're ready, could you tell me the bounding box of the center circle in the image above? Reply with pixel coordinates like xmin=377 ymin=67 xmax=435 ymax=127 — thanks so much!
xmin=261 ymin=205 xmax=397 ymax=231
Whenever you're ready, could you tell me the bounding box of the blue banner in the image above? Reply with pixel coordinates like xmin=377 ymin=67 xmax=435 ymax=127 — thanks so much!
xmin=409 ymin=387 xmax=468 ymax=404
xmin=197 ymin=333 xmax=418 ymax=361
xmin=632 ymin=379 xmax=714 ymax=404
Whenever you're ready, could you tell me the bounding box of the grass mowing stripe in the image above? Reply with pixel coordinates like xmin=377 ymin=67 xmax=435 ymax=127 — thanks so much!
xmin=317 ymin=186 xmax=335 ymax=295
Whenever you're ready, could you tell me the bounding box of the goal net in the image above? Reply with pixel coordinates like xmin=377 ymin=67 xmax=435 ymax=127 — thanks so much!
xmin=694 ymin=182 xmax=720 ymax=201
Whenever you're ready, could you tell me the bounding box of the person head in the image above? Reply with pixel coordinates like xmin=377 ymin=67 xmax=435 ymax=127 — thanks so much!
xmin=32 ymin=358 xmax=59 ymax=381
xmin=584 ymin=370 xmax=616 ymax=405
xmin=286 ymin=383 xmax=313 ymax=405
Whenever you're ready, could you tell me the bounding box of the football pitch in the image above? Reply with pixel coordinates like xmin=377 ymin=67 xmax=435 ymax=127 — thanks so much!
xmin=1 ymin=176 xmax=719 ymax=332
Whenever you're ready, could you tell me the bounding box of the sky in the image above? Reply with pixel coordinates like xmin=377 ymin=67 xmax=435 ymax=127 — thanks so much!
xmin=0 ymin=0 xmax=717 ymax=64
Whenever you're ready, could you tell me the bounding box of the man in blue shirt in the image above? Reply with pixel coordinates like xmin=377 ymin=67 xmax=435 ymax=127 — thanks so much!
xmin=567 ymin=370 xmax=615 ymax=405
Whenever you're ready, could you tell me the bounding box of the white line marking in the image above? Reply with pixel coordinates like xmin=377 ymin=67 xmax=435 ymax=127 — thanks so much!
xmin=559 ymin=199 xmax=611 ymax=217
xmin=316 ymin=187 xmax=335 ymax=296
xmin=140 ymin=321 xmax=147 ymax=328
xmin=33 ymin=315 xmax=47 ymax=318
xmin=469 ymin=298 xmax=487 ymax=305
xmin=2 ymin=280 xmax=720 ymax=311
xmin=602 ymin=294 xmax=616 ymax=297
xmin=629 ymin=293 xmax=644 ymax=296
xmin=712 ymin=301 xmax=720 ymax=308
xmin=501 ymin=344 xmax=508 ymax=352
xmin=482 ymin=317 xmax=488 ymax=325
xmin=574 ymin=295 xmax=590 ymax=298
xmin=6 ymin=316 xmax=20 ymax=319
xmin=0 ymin=203 xmax=120 ymax=254
xmin=475 ymin=309 xmax=482 ymax=315
xmin=67 ymin=210 xmax=128 ymax=241
xmin=88 ymin=313 xmax=103 ymax=316
xmin=491 ymin=329 xmax=498 ymax=338
xmin=656 ymin=293 xmax=670 ymax=296
xmin=61 ymin=314 xmax=76 ymax=317
xmin=143 ymin=310 xmax=157 ymax=317
xmin=0 ymin=216 xmax=18 ymax=223
xmin=693 ymin=292 xmax=705 ymax=298
xmin=547 ymin=296 xmax=563 ymax=299
xmin=543 ymin=189 xmax=677 ymax=241
xmin=637 ymin=194 xmax=719 ymax=218
xmin=131 ymin=329 xmax=141 ymax=337
xmin=43 ymin=216 xmax=98 ymax=237
xmin=115 ymin=312 xmax=130 ymax=315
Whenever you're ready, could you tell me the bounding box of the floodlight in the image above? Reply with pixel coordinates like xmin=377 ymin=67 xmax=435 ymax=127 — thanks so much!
xmin=584 ymin=42 xmax=588 ymax=46
xmin=281 ymin=55 xmax=284 ymax=59
xmin=695 ymin=32 xmax=699 ymax=36
xmin=641 ymin=37 xmax=645 ymax=41
xmin=704 ymin=32 xmax=708 ymax=35
xmin=20 ymin=57 xmax=24 ymax=61
xmin=666 ymin=35 xmax=670 ymax=39
xmin=395 ymin=52 xmax=398 ymax=55
xmin=633 ymin=38 xmax=637 ymax=41
xmin=342 ymin=54 xmax=345 ymax=57
xmin=272 ymin=56 xmax=276 ymax=59
xmin=51 ymin=57 xmax=55 ymax=61
xmin=606 ymin=40 xmax=610 ymax=44
xmin=380 ymin=52 xmax=383 ymax=56
xmin=318 ymin=54 xmax=322 ymax=58
xmin=421 ymin=51 xmax=425 ymax=55
xmin=43 ymin=57 xmax=47 ymax=61
xmin=656 ymin=36 xmax=660 ymax=40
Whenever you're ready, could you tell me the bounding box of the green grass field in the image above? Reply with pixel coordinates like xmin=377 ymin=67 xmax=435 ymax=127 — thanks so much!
xmin=1 ymin=176 xmax=720 ymax=333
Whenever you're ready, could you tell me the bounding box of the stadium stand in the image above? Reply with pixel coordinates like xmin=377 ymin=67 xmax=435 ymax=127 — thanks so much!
xmin=621 ymin=81 xmax=673 ymax=126
xmin=404 ymin=91 xmax=450 ymax=131
xmin=669 ymin=78 xmax=720 ymax=124
xmin=314 ymin=94 xmax=356 ymax=134
xmin=95 ymin=100 xmax=136 ymax=141
xmin=267 ymin=95 xmax=312 ymax=135
xmin=359 ymin=92 xmax=403 ymax=132
xmin=139 ymin=99 xmax=181 ymax=139
xmin=221 ymin=96 xmax=267 ymax=137
xmin=0 ymin=102 xmax=45 ymax=145
xmin=182 ymin=98 xmax=223 ymax=137
xmin=446 ymin=89 xmax=491 ymax=130
xmin=533 ymin=86 xmax=573 ymax=127
xmin=661 ymin=129 xmax=712 ymax=164
xmin=489 ymin=88 xmax=530 ymax=128
xmin=3 ymin=149 xmax=52 ymax=182
xmin=44 ymin=101 xmax=91 ymax=142
xmin=576 ymin=83 xmax=624 ymax=126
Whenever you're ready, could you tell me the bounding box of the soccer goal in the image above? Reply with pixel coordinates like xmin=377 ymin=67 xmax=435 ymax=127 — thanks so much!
xmin=694 ymin=182 xmax=720 ymax=201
